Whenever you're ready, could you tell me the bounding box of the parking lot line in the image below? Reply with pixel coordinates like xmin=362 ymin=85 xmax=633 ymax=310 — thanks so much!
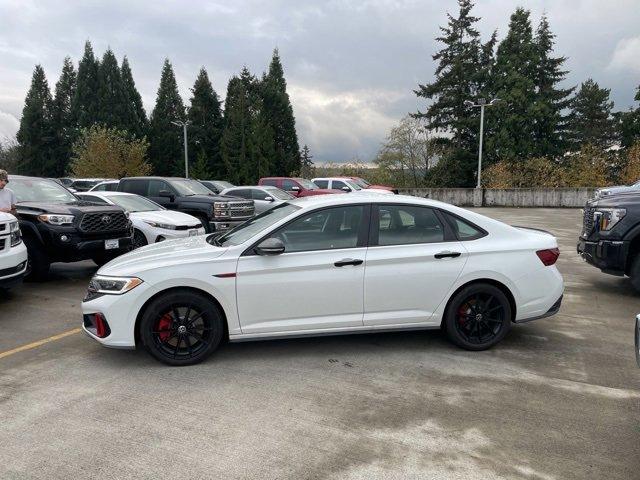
xmin=0 ymin=328 xmax=82 ymax=360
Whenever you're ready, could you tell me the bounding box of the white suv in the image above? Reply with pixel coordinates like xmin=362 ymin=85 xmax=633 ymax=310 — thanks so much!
xmin=0 ymin=213 xmax=28 ymax=290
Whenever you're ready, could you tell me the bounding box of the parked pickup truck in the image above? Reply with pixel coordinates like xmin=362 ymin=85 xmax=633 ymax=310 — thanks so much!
xmin=577 ymin=191 xmax=640 ymax=292
xmin=0 ymin=212 xmax=28 ymax=289
xmin=258 ymin=177 xmax=343 ymax=197
xmin=9 ymin=176 xmax=133 ymax=280
xmin=118 ymin=177 xmax=254 ymax=233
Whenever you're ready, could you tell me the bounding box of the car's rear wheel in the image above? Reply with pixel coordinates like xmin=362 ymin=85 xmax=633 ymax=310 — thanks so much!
xmin=23 ymin=235 xmax=50 ymax=282
xmin=140 ymin=290 xmax=224 ymax=366
xmin=444 ymin=283 xmax=511 ymax=351
xmin=132 ymin=229 xmax=148 ymax=249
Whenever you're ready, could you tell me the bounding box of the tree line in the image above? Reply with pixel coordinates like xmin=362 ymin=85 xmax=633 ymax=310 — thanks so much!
xmin=11 ymin=41 xmax=307 ymax=183
xmin=375 ymin=0 xmax=640 ymax=188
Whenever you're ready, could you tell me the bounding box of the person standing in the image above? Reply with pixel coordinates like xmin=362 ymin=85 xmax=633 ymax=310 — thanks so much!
xmin=0 ymin=169 xmax=17 ymax=215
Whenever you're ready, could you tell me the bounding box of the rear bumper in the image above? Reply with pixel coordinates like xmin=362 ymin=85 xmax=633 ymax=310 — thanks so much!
xmin=514 ymin=296 xmax=562 ymax=324
xmin=577 ymin=237 xmax=628 ymax=275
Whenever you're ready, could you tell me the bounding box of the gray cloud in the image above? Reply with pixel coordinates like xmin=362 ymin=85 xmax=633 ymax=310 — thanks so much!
xmin=1 ymin=0 xmax=639 ymax=162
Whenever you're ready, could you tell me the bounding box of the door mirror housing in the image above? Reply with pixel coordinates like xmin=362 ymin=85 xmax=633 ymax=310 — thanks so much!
xmin=341 ymin=186 xmax=351 ymax=192
xmin=159 ymin=190 xmax=175 ymax=201
xmin=264 ymin=196 xmax=274 ymax=202
xmin=255 ymin=237 xmax=285 ymax=255
xmin=290 ymin=186 xmax=300 ymax=192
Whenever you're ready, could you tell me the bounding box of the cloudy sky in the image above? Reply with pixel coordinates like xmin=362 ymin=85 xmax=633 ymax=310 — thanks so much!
xmin=1 ymin=0 xmax=639 ymax=163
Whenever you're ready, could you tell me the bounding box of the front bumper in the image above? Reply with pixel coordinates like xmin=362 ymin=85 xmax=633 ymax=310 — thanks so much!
xmin=209 ymin=219 xmax=250 ymax=232
xmin=577 ymin=237 xmax=628 ymax=275
xmin=0 ymin=241 xmax=28 ymax=288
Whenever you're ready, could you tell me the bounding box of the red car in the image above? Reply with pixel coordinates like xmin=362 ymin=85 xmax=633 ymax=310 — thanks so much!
xmin=349 ymin=177 xmax=398 ymax=194
xmin=258 ymin=177 xmax=344 ymax=197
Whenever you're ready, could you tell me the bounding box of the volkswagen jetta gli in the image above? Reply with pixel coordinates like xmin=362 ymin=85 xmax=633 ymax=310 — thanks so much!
xmin=82 ymin=195 xmax=564 ymax=365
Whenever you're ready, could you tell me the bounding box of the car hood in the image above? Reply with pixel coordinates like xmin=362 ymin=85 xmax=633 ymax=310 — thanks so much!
xmin=99 ymin=235 xmax=226 ymax=277
xmin=130 ymin=210 xmax=201 ymax=226
xmin=181 ymin=193 xmax=244 ymax=203
xmin=17 ymin=201 xmax=124 ymax=215
xmin=590 ymin=191 xmax=640 ymax=208
xmin=597 ymin=185 xmax=638 ymax=197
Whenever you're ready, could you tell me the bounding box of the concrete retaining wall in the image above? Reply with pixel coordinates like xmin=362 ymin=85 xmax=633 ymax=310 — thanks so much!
xmin=399 ymin=188 xmax=596 ymax=207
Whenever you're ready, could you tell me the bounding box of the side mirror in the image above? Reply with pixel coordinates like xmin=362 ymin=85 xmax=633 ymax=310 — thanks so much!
xmin=341 ymin=186 xmax=351 ymax=192
xmin=290 ymin=186 xmax=300 ymax=192
xmin=255 ymin=237 xmax=285 ymax=256
xmin=264 ymin=196 xmax=274 ymax=202
xmin=159 ymin=190 xmax=175 ymax=201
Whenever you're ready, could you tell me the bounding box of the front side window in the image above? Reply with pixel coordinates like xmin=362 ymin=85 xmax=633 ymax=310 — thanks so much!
xmin=377 ymin=205 xmax=444 ymax=246
xmin=314 ymin=180 xmax=329 ymax=189
xmin=282 ymin=179 xmax=299 ymax=191
xmin=270 ymin=205 xmax=366 ymax=253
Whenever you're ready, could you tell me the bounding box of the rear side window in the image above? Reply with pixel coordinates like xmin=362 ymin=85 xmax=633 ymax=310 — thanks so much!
xmin=376 ymin=205 xmax=444 ymax=246
xmin=314 ymin=180 xmax=328 ymax=189
xmin=442 ymin=212 xmax=486 ymax=240
xmin=105 ymin=182 xmax=119 ymax=191
xmin=120 ymin=180 xmax=147 ymax=196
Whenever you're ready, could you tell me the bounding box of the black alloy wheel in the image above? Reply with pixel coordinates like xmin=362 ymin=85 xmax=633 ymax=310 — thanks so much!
xmin=141 ymin=290 xmax=224 ymax=366
xmin=445 ymin=284 xmax=511 ymax=350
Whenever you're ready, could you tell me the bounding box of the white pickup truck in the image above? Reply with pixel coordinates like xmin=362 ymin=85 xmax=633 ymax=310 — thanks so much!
xmin=0 ymin=212 xmax=28 ymax=290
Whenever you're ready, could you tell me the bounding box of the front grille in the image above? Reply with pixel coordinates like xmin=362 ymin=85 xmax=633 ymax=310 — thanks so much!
xmin=0 ymin=223 xmax=6 ymax=233
xmin=175 ymin=223 xmax=201 ymax=231
xmin=582 ymin=206 xmax=595 ymax=235
xmin=229 ymin=201 xmax=255 ymax=219
xmin=80 ymin=212 xmax=128 ymax=233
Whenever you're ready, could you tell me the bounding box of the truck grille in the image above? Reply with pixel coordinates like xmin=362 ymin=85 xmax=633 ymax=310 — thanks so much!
xmin=229 ymin=201 xmax=255 ymax=219
xmin=80 ymin=212 xmax=129 ymax=233
xmin=582 ymin=206 xmax=595 ymax=235
xmin=0 ymin=223 xmax=6 ymax=233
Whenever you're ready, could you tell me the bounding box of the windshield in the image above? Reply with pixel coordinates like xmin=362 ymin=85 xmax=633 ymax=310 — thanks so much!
xmin=108 ymin=195 xmax=162 ymax=212
xmin=296 ymin=178 xmax=318 ymax=190
xmin=214 ymin=181 xmax=234 ymax=190
xmin=353 ymin=177 xmax=370 ymax=188
xmin=170 ymin=179 xmax=214 ymax=196
xmin=213 ymin=203 xmax=300 ymax=247
xmin=10 ymin=177 xmax=78 ymax=204
xmin=266 ymin=188 xmax=294 ymax=200
xmin=345 ymin=180 xmax=362 ymax=191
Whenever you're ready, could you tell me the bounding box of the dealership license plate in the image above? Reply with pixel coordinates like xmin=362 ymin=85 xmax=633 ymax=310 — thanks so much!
xmin=105 ymin=239 xmax=119 ymax=250
xmin=189 ymin=229 xmax=198 ymax=236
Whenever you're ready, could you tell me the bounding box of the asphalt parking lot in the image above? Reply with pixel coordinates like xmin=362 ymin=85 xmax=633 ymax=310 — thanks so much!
xmin=1 ymin=208 xmax=638 ymax=480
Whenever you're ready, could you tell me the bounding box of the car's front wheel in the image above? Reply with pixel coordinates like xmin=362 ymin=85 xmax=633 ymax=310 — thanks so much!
xmin=140 ymin=290 xmax=225 ymax=366
xmin=444 ymin=283 xmax=512 ymax=350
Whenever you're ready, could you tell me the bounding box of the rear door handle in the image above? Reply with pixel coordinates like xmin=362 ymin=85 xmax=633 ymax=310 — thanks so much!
xmin=434 ymin=251 xmax=461 ymax=259
xmin=334 ymin=258 xmax=364 ymax=267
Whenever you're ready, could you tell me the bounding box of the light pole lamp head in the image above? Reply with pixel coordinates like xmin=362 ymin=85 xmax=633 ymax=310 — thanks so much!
xmin=489 ymin=98 xmax=500 ymax=106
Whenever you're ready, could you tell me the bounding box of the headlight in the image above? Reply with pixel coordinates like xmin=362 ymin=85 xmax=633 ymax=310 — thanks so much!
xmin=595 ymin=208 xmax=626 ymax=231
xmin=213 ymin=202 xmax=230 ymax=219
xmin=143 ymin=220 xmax=177 ymax=230
xmin=38 ymin=214 xmax=74 ymax=225
xmin=9 ymin=221 xmax=21 ymax=246
xmin=88 ymin=276 xmax=143 ymax=295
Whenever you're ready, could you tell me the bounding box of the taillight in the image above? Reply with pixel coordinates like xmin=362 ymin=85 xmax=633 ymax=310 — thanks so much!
xmin=536 ymin=248 xmax=560 ymax=266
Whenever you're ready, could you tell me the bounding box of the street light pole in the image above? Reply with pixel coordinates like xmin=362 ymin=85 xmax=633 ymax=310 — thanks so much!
xmin=171 ymin=120 xmax=191 ymax=178
xmin=464 ymin=98 xmax=499 ymax=189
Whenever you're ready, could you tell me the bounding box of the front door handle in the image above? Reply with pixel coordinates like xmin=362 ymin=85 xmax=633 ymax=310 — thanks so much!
xmin=434 ymin=251 xmax=461 ymax=259
xmin=334 ymin=258 xmax=363 ymax=267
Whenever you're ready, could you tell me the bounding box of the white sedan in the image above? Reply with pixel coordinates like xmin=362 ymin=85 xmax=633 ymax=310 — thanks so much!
xmin=81 ymin=194 xmax=564 ymax=365
xmin=77 ymin=192 xmax=205 ymax=248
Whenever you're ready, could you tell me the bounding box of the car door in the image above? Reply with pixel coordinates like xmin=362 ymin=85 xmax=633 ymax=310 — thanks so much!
xmin=363 ymin=204 xmax=467 ymax=326
xmin=236 ymin=204 xmax=370 ymax=334
xmin=282 ymin=179 xmax=301 ymax=197
xmin=251 ymin=189 xmax=274 ymax=214
xmin=148 ymin=180 xmax=177 ymax=210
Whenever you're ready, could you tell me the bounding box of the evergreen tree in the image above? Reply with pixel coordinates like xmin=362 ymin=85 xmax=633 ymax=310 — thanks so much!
xmin=50 ymin=57 xmax=77 ymax=176
xmin=73 ymin=41 xmax=100 ymax=129
xmin=221 ymin=76 xmax=250 ymax=184
xmin=120 ymin=56 xmax=148 ymax=139
xmin=148 ymin=59 xmax=185 ymax=176
xmin=567 ymin=79 xmax=615 ymax=149
xmin=531 ymin=15 xmax=574 ymax=157
xmin=188 ymin=68 xmax=223 ymax=177
xmin=17 ymin=65 xmax=55 ymax=176
xmin=248 ymin=106 xmax=275 ymax=182
xmin=96 ymin=49 xmax=127 ymax=129
xmin=488 ymin=7 xmax=538 ymax=161
xmin=261 ymin=49 xmax=300 ymax=175
xmin=300 ymin=144 xmax=314 ymax=178
xmin=617 ymin=83 xmax=640 ymax=149
xmin=190 ymin=150 xmax=212 ymax=179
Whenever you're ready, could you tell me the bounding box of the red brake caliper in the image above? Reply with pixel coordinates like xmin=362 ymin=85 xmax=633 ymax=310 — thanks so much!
xmin=156 ymin=313 xmax=173 ymax=342
xmin=458 ymin=304 xmax=469 ymax=326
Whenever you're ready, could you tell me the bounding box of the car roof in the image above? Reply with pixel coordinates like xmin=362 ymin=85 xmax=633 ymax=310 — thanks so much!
xmin=81 ymin=191 xmax=134 ymax=197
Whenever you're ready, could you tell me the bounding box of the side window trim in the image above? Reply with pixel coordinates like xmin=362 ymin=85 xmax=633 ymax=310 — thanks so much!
xmin=440 ymin=210 xmax=488 ymax=241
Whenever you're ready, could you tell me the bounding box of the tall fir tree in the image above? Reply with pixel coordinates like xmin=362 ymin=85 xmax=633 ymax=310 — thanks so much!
xmin=188 ymin=68 xmax=223 ymax=178
xmin=96 ymin=48 xmax=128 ymax=129
xmin=616 ymin=83 xmax=640 ymax=149
xmin=567 ymin=79 xmax=615 ymax=149
xmin=221 ymin=75 xmax=250 ymax=184
xmin=17 ymin=65 xmax=55 ymax=176
xmin=299 ymin=144 xmax=314 ymax=177
xmin=531 ymin=15 xmax=574 ymax=157
xmin=120 ymin=56 xmax=148 ymax=139
xmin=148 ymin=59 xmax=186 ymax=176
xmin=261 ymin=49 xmax=300 ymax=176
xmin=73 ymin=41 xmax=100 ymax=129
xmin=50 ymin=57 xmax=77 ymax=176
xmin=487 ymin=7 xmax=538 ymax=162
xmin=415 ymin=0 xmax=489 ymax=186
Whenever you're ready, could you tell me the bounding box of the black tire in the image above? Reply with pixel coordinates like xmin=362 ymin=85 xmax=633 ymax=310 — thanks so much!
xmin=23 ymin=235 xmax=50 ymax=281
xmin=444 ymin=283 xmax=512 ymax=351
xmin=140 ymin=290 xmax=225 ymax=366
xmin=630 ymin=254 xmax=640 ymax=293
xmin=132 ymin=229 xmax=148 ymax=249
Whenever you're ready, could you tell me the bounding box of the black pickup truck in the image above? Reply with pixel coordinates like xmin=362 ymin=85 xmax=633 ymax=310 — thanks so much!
xmin=118 ymin=177 xmax=254 ymax=233
xmin=577 ymin=192 xmax=640 ymax=292
xmin=9 ymin=176 xmax=133 ymax=280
